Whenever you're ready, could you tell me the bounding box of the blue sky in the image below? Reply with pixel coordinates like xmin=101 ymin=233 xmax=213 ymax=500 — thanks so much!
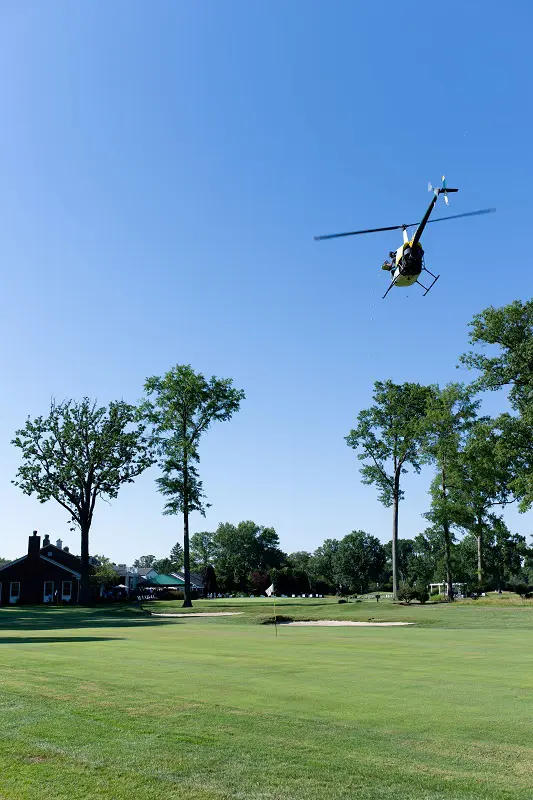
xmin=0 ymin=0 xmax=531 ymax=562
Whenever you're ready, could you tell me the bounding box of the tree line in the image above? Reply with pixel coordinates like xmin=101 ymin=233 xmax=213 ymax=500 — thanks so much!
xmin=132 ymin=519 xmax=532 ymax=600
xmin=9 ymin=299 xmax=533 ymax=604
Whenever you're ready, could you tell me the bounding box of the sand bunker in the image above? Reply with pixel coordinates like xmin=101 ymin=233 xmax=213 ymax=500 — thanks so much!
xmin=282 ymin=620 xmax=413 ymax=627
xmin=151 ymin=612 xmax=242 ymax=618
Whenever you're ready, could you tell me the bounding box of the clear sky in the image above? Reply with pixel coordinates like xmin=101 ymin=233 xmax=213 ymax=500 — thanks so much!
xmin=0 ymin=0 xmax=531 ymax=563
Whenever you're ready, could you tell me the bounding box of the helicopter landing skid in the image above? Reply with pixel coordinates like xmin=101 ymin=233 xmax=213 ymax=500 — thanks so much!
xmin=382 ymin=267 xmax=440 ymax=299
xmin=382 ymin=275 xmax=399 ymax=299
xmin=416 ymin=267 xmax=440 ymax=296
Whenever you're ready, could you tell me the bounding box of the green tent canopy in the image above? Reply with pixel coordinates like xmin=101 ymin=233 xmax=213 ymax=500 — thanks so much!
xmin=141 ymin=573 xmax=185 ymax=587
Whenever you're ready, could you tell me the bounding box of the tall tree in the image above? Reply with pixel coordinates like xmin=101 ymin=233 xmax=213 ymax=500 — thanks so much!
xmin=422 ymin=384 xmax=479 ymax=600
xmin=346 ymin=380 xmax=433 ymax=599
xmin=142 ymin=365 xmax=245 ymax=607
xmin=460 ymin=299 xmax=533 ymax=510
xmin=12 ymin=398 xmax=153 ymax=604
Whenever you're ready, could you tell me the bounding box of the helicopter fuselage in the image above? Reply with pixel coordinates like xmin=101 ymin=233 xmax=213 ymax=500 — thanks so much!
xmin=391 ymin=238 xmax=424 ymax=287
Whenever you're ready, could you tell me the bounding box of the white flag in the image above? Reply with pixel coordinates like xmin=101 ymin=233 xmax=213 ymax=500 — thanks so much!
xmin=265 ymin=584 xmax=274 ymax=597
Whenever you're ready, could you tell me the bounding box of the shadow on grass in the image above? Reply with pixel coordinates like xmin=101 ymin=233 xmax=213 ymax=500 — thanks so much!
xmin=0 ymin=636 xmax=125 ymax=644
xmin=0 ymin=605 xmax=182 ymax=633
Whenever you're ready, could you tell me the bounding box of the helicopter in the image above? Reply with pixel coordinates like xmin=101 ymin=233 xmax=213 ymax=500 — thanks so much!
xmin=314 ymin=178 xmax=496 ymax=299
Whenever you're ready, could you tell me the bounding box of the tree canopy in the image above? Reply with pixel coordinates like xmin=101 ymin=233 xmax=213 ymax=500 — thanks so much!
xmin=12 ymin=398 xmax=153 ymax=603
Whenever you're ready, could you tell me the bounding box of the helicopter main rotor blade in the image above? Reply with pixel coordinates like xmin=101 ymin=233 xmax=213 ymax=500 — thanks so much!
xmin=314 ymin=224 xmax=405 ymax=241
xmin=314 ymin=208 xmax=495 ymax=242
xmin=425 ymin=208 xmax=496 ymax=225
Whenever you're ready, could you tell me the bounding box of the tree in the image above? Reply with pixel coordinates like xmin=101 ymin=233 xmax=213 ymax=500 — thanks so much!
xmin=133 ymin=555 xmax=156 ymax=568
xmin=287 ymin=551 xmax=312 ymax=574
xmin=0 ymin=557 xmax=9 ymax=568
xmin=460 ymin=300 xmax=533 ymax=510
xmin=482 ymin=515 xmax=526 ymax=592
xmin=383 ymin=539 xmax=415 ymax=585
xmin=151 ymin=558 xmax=174 ymax=574
xmin=333 ymin=531 xmax=386 ymax=595
xmin=310 ymin=539 xmax=340 ymax=592
xmin=169 ymin=541 xmax=184 ymax=570
xmin=453 ymin=418 xmax=513 ymax=585
xmin=408 ymin=531 xmax=442 ymax=587
xmin=346 ymin=381 xmax=433 ymax=599
xmin=12 ymin=398 xmax=153 ymax=604
xmin=142 ymin=364 xmax=245 ymax=607
xmin=422 ymin=384 xmax=479 ymax=600
xmin=249 ymin=571 xmax=272 ymax=595
xmin=89 ymin=555 xmax=121 ymax=595
xmin=211 ymin=520 xmax=284 ymax=592
xmin=189 ymin=531 xmax=216 ymax=573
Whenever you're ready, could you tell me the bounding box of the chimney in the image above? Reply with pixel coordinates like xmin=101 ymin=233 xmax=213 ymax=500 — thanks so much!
xmin=56 ymin=539 xmax=63 ymax=550
xmin=63 ymin=546 xmax=69 ymax=553
xmin=28 ymin=530 xmax=41 ymax=559
xmin=43 ymin=534 xmax=50 ymax=547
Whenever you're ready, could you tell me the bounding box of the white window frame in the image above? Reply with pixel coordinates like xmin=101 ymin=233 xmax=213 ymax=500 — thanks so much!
xmin=62 ymin=580 xmax=72 ymax=601
xmin=9 ymin=582 xmax=20 ymax=603
xmin=43 ymin=581 xmax=54 ymax=603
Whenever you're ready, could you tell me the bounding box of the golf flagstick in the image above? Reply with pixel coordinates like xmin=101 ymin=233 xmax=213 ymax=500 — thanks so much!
xmin=265 ymin=583 xmax=277 ymax=636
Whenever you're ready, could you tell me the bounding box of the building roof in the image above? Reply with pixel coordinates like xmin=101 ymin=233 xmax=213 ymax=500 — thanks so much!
xmin=141 ymin=573 xmax=185 ymax=587
xmin=171 ymin=571 xmax=204 ymax=588
xmin=0 ymin=553 xmax=81 ymax=577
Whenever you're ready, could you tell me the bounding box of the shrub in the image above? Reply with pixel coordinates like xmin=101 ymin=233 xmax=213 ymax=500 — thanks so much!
xmin=397 ymin=582 xmax=416 ymax=604
xmin=414 ymin=584 xmax=430 ymax=604
xmin=338 ymin=598 xmax=348 ymax=604
xmin=513 ymin=583 xmax=533 ymax=599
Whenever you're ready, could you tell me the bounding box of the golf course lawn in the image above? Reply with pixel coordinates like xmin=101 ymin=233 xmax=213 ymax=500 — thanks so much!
xmin=1 ymin=600 xmax=532 ymax=800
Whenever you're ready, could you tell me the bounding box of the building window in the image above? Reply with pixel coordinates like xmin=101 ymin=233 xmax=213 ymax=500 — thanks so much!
xmin=43 ymin=581 xmax=54 ymax=603
xmin=9 ymin=582 xmax=20 ymax=603
xmin=62 ymin=581 xmax=72 ymax=600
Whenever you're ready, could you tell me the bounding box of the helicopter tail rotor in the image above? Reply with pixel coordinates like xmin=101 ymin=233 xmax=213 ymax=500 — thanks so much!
xmin=428 ymin=176 xmax=458 ymax=205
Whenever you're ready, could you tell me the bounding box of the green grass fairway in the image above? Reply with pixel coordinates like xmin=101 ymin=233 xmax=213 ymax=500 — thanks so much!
xmin=1 ymin=601 xmax=533 ymax=800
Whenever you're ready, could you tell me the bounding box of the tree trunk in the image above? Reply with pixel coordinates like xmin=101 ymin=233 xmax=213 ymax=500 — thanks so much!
xmin=392 ymin=469 xmax=400 ymax=601
xmin=443 ymin=521 xmax=453 ymax=602
xmin=441 ymin=468 xmax=454 ymax=602
xmin=79 ymin=521 xmax=92 ymax=605
xmin=182 ymin=456 xmax=192 ymax=608
xmin=476 ymin=515 xmax=483 ymax=586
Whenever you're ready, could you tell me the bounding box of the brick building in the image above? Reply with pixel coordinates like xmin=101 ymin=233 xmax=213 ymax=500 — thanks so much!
xmin=0 ymin=531 xmax=81 ymax=605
